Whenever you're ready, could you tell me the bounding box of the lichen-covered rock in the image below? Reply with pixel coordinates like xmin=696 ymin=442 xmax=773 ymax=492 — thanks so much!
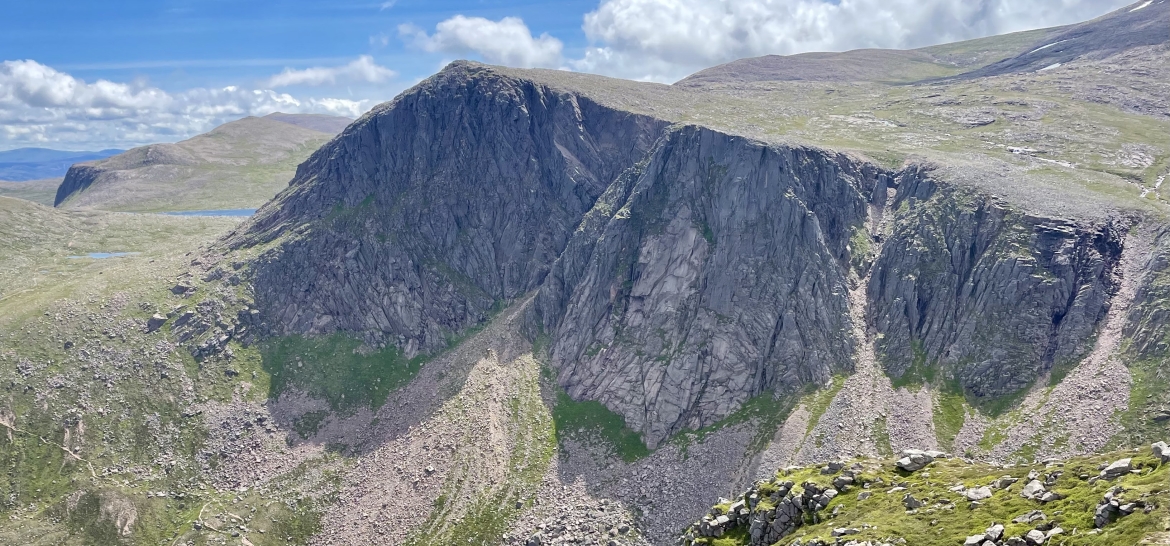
xmin=896 ymin=449 xmax=935 ymax=472
xmin=688 ymin=478 xmax=842 ymax=546
xmin=1020 ymin=479 xmax=1047 ymax=500
xmin=965 ymin=486 xmax=993 ymax=501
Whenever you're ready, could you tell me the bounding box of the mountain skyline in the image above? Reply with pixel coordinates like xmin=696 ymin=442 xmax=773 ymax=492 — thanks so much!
xmin=1 ymin=0 xmax=1133 ymax=151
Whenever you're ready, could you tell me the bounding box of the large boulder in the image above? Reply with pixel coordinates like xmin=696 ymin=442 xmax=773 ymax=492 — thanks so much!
xmin=1099 ymin=458 xmax=1132 ymax=480
xmin=1153 ymin=441 xmax=1169 ymax=463
xmin=896 ymin=449 xmax=935 ymax=472
xmin=1019 ymin=480 xmax=1046 ymax=500
xmin=966 ymin=487 xmax=993 ymax=501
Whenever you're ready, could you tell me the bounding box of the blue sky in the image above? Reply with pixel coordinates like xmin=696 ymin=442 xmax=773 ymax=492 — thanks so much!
xmin=2 ymin=0 xmax=595 ymax=93
xmin=0 ymin=0 xmax=1131 ymax=150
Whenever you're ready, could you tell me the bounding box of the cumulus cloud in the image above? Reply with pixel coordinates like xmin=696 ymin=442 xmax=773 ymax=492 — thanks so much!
xmin=577 ymin=0 xmax=1132 ymax=81
xmin=265 ymin=55 xmax=396 ymax=87
xmin=0 ymin=60 xmax=379 ymax=148
xmin=1 ymin=59 xmax=169 ymax=110
xmin=400 ymin=16 xmax=563 ymax=68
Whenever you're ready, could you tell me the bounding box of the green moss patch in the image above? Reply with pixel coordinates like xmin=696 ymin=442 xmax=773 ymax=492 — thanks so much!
xmin=674 ymin=391 xmax=799 ymax=456
xmin=261 ymin=333 xmax=425 ymax=412
xmin=933 ymin=390 xmax=968 ymax=450
xmin=552 ymin=390 xmax=650 ymax=462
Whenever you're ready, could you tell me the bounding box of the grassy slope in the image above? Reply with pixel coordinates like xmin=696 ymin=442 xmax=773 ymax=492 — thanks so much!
xmin=916 ymin=27 xmax=1055 ymax=69
xmin=0 ymin=179 xmax=61 ymax=205
xmin=0 ymin=198 xmax=340 ymax=545
xmin=58 ymin=117 xmax=337 ymax=213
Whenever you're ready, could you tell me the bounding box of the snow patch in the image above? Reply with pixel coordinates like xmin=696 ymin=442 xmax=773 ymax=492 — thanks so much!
xmin=1028 ymin=40 xmax=1066 ymax=54
xmin=1130 ymin=1 xmax=1152 ymax=12
xmin=1039 ymin=63 xmax=1062 ymax=71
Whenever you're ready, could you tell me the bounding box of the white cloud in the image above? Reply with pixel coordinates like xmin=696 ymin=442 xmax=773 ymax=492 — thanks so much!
xmin=0 ymin=60 xmax=383 ymax=149
xmin=400 ymin=16 xmax=563 ymax=68
xmin=577 ymin=0 xmax=1133 ymax=81
xmin=1 ymin=59 xmax=170 ymax=110
xmin=265 ymin=55 xmax=397 ymax=88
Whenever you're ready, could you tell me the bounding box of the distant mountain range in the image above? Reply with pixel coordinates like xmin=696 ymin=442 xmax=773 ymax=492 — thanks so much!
xmin=0 ymin=148 xmax=123 ymax=181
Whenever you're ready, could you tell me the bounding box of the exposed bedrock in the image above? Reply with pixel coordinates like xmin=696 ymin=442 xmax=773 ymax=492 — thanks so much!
xmin=529 ymin=126 xmax=879 ymax=447
xmin=228 ymin=63 xmax=1136 ymax=448
xmin=1123 ymin=227 xmax=1170 ymax=358
xmin=229 ymin=61 xmax=667 ymax=354
xmin=868 ymin=176 xmax=1125 ymax=399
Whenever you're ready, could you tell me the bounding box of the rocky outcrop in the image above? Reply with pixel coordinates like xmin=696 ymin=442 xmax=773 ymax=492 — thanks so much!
xmin=1123 ymin=228 xmax=1170 ymax=356
xmin=530 ymin=126 xmax=879 ymax=447
xmin=229 ymin=61 xmax=667 ymax=354
xmin=868 ymin=175 xmax=1123 ymax=398
xmin=687 ymin=446 xmax=1167 ymax=546
xmin=685 ymin=478 xmax=844 ymax=546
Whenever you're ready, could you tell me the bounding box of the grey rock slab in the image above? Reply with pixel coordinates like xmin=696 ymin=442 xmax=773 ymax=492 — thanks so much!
xmin=896 ymin=450 xmax=935 ymax=472
xmin=1152 ymin=441 xmax=1169 ymax=463
xmin=1025 ymin=529 xmax=1047 ymax=545
xmin=1020 ymin=480 xmax=1046 ymax=500
xmin=1099 ymin=458 xmax=1132 ymax=480
xmin=965 ymin=487 xmax=993 ymax=501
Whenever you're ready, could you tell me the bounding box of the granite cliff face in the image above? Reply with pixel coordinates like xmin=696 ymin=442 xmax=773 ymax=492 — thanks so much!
xmin=867 ymin=173 xmax=1124 ymax=398
xmin=230 ymin=62 xmax=667 ymax=354
xmin=230 ymin=60 xmax=1145 ymax=449
xmin=530 ymin=126 xmax=874 ymax=446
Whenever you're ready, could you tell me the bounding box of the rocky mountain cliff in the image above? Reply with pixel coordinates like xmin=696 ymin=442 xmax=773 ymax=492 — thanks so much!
xmin=228 ymin=63 xmax=667 ymax=354
xmin=530 ymin=127 xmax=873 ymax=446
xmin=2 ymin=3 xmax=1167 ymax=546
xmin=868 ymin=177 xmax=1125 ymax=398
xmin=227 ymin=40 xmax=1164 ymax=450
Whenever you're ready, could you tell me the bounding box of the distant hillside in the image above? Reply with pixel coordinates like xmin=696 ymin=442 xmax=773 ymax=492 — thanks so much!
xmin=264 ymin=112 xmax=353 ymax=134
xmin=0 ymin=178 xmax=61 ymax=205
xmin=673 ymin=28 xmax=1054 ymax=86
xmin=0 ymin=148 xmax=122 ymax=181
xmin=955 ymin=0 xmax=1170 ymax=79
xmin=676 ymin=1 xmax=1169 ymax=87
xmin=54 ymin=114 xmax=351 ymax=212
